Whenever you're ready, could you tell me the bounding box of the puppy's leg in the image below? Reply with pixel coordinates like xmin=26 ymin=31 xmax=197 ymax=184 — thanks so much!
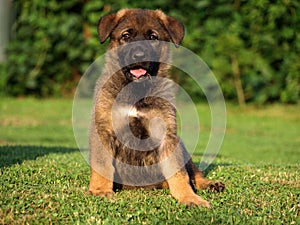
xmin=88 ymin=121 xmax=115 ymax=198
xmin=160 ymin=140 xmax=210 ymax=207
xmin=166 ymin=169 xmax=210 ymax=207
xmin=88 ymin=169 xmax=114 ymax=198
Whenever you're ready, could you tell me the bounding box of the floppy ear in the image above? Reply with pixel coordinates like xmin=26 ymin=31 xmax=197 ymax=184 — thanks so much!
xmin=160 ymin=15 xmax=185 ymax=47
xmin=98 ymin=13 xmax=118 ymax=44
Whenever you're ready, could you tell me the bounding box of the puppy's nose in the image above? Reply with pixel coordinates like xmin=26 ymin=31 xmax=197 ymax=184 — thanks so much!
xmin=133 ymin=51 xmax=145 ymax=60
xmin=131 ymin=47 xmax=146 ymax=61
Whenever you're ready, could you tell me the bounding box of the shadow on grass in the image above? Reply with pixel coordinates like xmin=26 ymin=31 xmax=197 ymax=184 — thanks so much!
xmin=192 ymin=153 xmax=231 ymax=176
xmin=200 ymin=163 xmax=231 ymax=176
xmin=0 ymin=146 xmax=231 ymax=176
xmin=0 ymin=145 xmax=78 ymax=168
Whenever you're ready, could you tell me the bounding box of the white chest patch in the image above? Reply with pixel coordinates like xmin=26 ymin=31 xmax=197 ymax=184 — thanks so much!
xmin=113 ymin=105 xmax=139 ymax=118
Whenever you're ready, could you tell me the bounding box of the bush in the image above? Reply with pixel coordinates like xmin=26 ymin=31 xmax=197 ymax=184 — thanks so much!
xmin=3 ymin=0 xmax=106 ymax=97
xmin=1 ymin=0 xmax=299 ymax=103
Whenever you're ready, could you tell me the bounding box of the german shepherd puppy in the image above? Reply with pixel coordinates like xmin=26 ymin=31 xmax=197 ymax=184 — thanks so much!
xmin=88 ymin=9 xmax=224 ymax=207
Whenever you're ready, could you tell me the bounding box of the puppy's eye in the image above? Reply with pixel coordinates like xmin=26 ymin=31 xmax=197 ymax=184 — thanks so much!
xmin=121 ymin=32 xmax=130 ymax=40
xmin=149 ymin=33 xmax=158 ymax=40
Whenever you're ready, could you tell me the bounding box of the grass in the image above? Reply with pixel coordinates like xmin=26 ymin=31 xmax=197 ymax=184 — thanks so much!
xmin=0 ymin=97 xmax=299 ymax=224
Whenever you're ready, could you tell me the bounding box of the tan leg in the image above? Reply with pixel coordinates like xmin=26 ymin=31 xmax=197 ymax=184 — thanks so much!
xmin=167 ymin=169 xmax=210 ymax=207
xmin=88 ymin=169 xmax=114 ymax=198
xmin=88 ymin=119 xmax=115 ymax=198
xmin=158 ymin=137 xmax=210 ymax=207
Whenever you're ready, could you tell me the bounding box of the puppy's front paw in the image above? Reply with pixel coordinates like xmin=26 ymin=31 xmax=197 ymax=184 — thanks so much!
xmin=88 ymin=189 xmax=115 ymax=199
xmin=178 ymin=194 xmax=210 ymax=208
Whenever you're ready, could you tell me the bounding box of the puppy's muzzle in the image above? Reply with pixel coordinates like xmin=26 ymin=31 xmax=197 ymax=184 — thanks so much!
xmin=119 ymin=41 xmax=161 ymax=81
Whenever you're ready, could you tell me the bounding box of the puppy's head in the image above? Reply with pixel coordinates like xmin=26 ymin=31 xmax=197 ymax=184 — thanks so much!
xmin=98 ymin=9 xmax=185 ymax=81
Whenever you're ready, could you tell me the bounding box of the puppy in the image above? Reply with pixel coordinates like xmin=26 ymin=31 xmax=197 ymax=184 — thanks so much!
xmin=88 ymin=9 xmax=224 ymax=207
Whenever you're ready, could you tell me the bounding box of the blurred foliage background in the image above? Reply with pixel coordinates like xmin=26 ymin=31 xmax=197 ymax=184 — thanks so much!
xmin=0 ymin=0 xmax=299 ymax=105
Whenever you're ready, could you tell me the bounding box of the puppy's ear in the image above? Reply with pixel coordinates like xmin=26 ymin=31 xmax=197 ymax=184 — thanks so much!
xmin=164 ymin=16 xmax=185 ymax=47
xmin=98 ymin=13 xmax=118 ymax=44
xmin=156 ymin=10 xmax=185 ymax=47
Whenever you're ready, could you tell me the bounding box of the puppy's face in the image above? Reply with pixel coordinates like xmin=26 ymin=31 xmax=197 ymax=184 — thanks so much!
xmin=98 ymin=9 xmax=184 ymax=81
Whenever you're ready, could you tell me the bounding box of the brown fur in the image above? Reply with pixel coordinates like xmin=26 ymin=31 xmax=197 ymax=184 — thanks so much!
xmin=88 ymin=9 xmax=224 ymax=207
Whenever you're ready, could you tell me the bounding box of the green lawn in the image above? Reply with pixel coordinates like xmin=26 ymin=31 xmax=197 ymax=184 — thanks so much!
xmin=0 ymin=98 xmax=299 ymax=224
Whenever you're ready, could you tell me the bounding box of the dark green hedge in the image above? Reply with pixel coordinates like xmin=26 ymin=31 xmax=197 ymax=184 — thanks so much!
xmin=1 ymin=0 xmax=299 ymax=104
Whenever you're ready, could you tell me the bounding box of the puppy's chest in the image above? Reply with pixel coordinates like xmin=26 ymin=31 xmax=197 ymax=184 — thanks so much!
xmin=115 ymin=105 xmax=140 ymax=119
xmin=112 ymin=103 xmax=150 ymax=135
xmin=111 ymin=104 xmax=162 ymax=165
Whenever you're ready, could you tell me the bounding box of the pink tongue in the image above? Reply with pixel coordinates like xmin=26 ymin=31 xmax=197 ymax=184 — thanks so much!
xmin=130 ymin=68 xmax=147 ymax=78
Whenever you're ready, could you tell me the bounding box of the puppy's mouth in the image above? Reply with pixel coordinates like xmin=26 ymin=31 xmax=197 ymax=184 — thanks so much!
xmin=123 ymin=63 xmax=159 ymax=82
xmin=129 ymin=67 xmax=148 ymax=79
